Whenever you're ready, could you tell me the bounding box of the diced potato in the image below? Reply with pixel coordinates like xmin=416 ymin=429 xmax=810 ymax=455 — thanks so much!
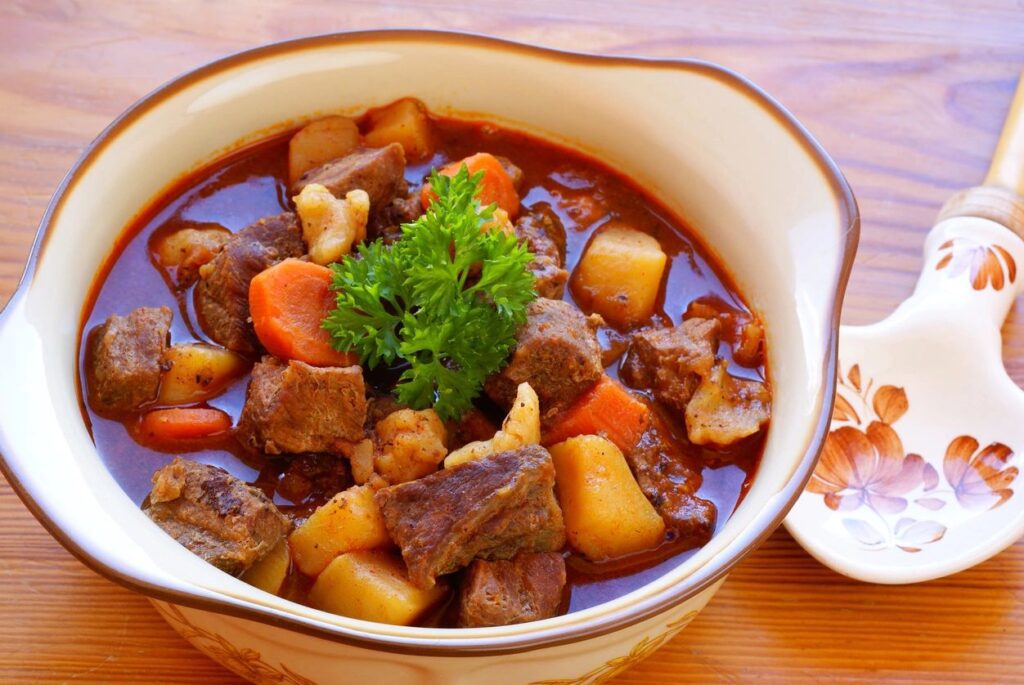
xmin=152 ymin=226 xmax=231 ymax=285
xmin=363 ymin=98 xmax=435 ymax=161
xmin=288 ymin=115 xmax=360 ymax=186
xmin=573 ymin=223 xmax=667 ymax=327
xmin=308 ymin=550 xmax=447 ymax=625
xmin=153 ymin=226 xmax=231 ymax=267
xmin=374 ymin=409 xmax=448 ymax=484
xmin=240 ymin=540 xmax=290 ymax=594
xmin=549 ymin=435 xmax=665 ymax=562
xmin=444 ymin=383 xmax=539 ymax=468
xmin=289 ymin=485 xmax=391 ymax=576
xmin=158 ymin=344 xmax=247 ymax=404
xmin=293 ymin=184 xmax=370 ymax=265
xmin=350 ymin=438 xmax=376 ymax=486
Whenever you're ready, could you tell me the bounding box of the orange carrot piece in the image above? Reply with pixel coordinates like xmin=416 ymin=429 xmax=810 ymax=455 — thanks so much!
xmin=249 ymin=259 xmax=358 ymax=367
xmin=140 ymin=408 xmax=232 ymax=441
xmin=420 ymin=152 xmax=520 ymax=219
xmin=542 ymin=376 xmax=651 ymax=453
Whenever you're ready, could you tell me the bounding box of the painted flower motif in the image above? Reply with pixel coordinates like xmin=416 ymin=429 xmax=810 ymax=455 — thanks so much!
xmin=808 ymin=421 xmax=927 ymax=514
xmin=871 ymin=384 xmax=908 ymax=424
xmin=935 ymin=238 xmax=1017 ymax=291
xmin=817 ymin=364 xmax=1017 ymax=554
xmin=943 ymin=436 xmax=1018 ymax=510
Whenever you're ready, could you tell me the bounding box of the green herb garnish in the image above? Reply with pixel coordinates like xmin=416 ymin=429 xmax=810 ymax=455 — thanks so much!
xmin=324 ymin=165 xmax=536 ymax=420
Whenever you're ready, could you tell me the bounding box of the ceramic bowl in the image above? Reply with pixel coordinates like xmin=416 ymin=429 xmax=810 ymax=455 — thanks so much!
xmin=0 ymin=31 xmax=857 ymax=684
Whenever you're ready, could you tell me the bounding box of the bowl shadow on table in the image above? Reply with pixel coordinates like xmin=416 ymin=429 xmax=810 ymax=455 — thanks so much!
xmin=608 ymin=528 xmax=1024 ymax=683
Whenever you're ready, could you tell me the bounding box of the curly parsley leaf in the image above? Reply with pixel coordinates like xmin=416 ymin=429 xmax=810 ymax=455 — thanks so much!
xmin=323 ymin=164 xmax=535 ymax=420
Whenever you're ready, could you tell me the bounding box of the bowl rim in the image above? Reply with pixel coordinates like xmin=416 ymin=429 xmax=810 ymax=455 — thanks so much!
xmin=0 ymin=29 xmax=859 ymax=655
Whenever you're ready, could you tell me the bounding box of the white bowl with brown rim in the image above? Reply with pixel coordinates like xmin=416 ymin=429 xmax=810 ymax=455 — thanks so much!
xmin=0 ymin=31 xmax=857 ymax=684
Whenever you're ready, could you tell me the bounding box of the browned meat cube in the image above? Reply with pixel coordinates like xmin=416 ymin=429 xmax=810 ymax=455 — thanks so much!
xmin=375 ymin=445 xmax=566 ymax=589
xmin=620 ymin=318 xmax=721 ymax=414
xmin=485 ymin=298 xmax=603 ymax=416
xmin=685 ymin=297 xmax=766 ymax=368
xmin=457 ymin=551 xmax=566 ymax=627
xmin=86 ymin=306 xmax=172 ymax=414
xmin=195 ymin=213 xmax=305 ymax=354
xmin=626 ymin=420 xmax=716 ymax=547
xmin=292 ymin=144 xmax=407 ymax=211
xmin=275 ymin=453 xmax=354 ymax=507
xmin=369 ymin=189 xmax=424 ymax=243
xmin=515 ymin=203 xmax=568 ymax=299
xmin=144 ymin=458 xmax=290 ymax=575
xmin=238 ymin=357 xmax=367 ymax=454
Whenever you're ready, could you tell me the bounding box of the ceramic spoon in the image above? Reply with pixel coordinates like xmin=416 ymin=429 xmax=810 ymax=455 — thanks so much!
xmin=785 ymin=72 xmax=1024 ymax=583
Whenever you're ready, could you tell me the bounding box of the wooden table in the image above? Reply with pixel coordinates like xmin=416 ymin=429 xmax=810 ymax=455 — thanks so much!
xmin=3 ymin=1 xmax=1024 ymax=682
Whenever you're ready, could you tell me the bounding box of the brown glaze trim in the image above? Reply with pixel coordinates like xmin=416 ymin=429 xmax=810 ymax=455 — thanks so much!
xmin=0 ymin=30 xmax=859 ymax=656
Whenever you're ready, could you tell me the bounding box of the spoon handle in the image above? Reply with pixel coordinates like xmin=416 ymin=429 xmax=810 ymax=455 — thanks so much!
xmin=896 ymin=73 xmax=1024 ymax=328
xmin=986 ymin=70 xmax=1024 ymax=195
xmin=938 ymin=72 xmax=1024 ymax=239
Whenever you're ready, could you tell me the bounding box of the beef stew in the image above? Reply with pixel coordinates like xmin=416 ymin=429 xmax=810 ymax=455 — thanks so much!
xmin=78 ymin=99 xmax=770 ymax=628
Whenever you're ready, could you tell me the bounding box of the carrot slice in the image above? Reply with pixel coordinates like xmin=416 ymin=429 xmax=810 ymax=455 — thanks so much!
xmin=542 ymin=376 xmax=651 ymax=453
xmin=140 ymin=408 xmax=232 ymax=441
xmin=421 ymin=152 xmax=520 ymax=219
xmin=249 ymin=258 xmax=358 ymax=367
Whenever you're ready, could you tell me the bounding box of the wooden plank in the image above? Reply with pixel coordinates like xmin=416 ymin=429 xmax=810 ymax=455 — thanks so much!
xmin=1 ymin=1 xmax=1023 ymax=682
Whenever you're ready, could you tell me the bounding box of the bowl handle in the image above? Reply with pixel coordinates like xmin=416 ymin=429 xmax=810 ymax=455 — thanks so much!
xmin=0 ymin=291 xmax=201 ymax=602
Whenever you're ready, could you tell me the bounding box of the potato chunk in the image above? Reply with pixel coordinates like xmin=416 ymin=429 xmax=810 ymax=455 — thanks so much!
xmin=549 ymin=435 xmax=665 ymax=561
xmin=293 ymin=183 xmax=370 ymax=265
xmin=374 ymin=409 xmax=448 ymax=484
xmin=308 ymin=550 xmax=447 ymax=625
xmin=152 ymin=226 xmax=231 ymax=287
xmin=240 ymin=540 xmax=290 ymax=594
xmin=573 ymin=223 xmax=667 ymax=327
xmin=363 ymin=98 xmax=435 ymax=161
xmin=444 ymin=383 xmax=539 ymax=468
xmin=288 ymin=116 xmax=360 ymax=186
xmin=289 ymin=485 xmax=391 ymax=576
xmin=158 ymin=343 xmax=247 ymax=404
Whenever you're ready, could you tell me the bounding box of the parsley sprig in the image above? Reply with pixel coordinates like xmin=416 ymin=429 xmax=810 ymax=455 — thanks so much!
xmin=323 ymin=165 xmax=535 ymax=420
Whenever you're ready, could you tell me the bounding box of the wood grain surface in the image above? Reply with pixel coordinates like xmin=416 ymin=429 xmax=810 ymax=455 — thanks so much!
xmin=3 ymin=1 xmax=1024 ymax=682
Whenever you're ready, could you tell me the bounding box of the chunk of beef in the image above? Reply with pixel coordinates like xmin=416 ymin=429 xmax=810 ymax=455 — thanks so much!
xmin=292 ymin=144 xmax=407 ymax=211
xmin=369 ymin=188 xmax=424 ymax=243
xmin=515 ymin=203 xmax=568 ymax=299
xmin=375 ymin=445 xmax=566 ymax=589
xmin=620 ymin=318 xmax=721 ymax=414
xmin=685 ymin=362 xmax=770 ymax=446
xmin=685 ymin=297 xmax=766 ymax=368
xmin=87 ymin=306 xmax=172 ymax=413
xmin=457 ymin=551 xmax=566 ymax=627
xmin=365 ymin=394 xmax=409 ymax=428
xmin=626 ymin=421 xmax=716 ymax=547
xmin=238 ymin=357 xmax=367 ymax=454
xmin=446 ymin=408 xmax=499 ymax=452
xmin=195 ymin=213 xmax=304 ymax=353
xmin=486 ymin=299 xmax=603 ymax=416
xmin=276 ymin=453 xmax=353 ymax=506
xmin=144 ymin=458 xmax=290 ymax=575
